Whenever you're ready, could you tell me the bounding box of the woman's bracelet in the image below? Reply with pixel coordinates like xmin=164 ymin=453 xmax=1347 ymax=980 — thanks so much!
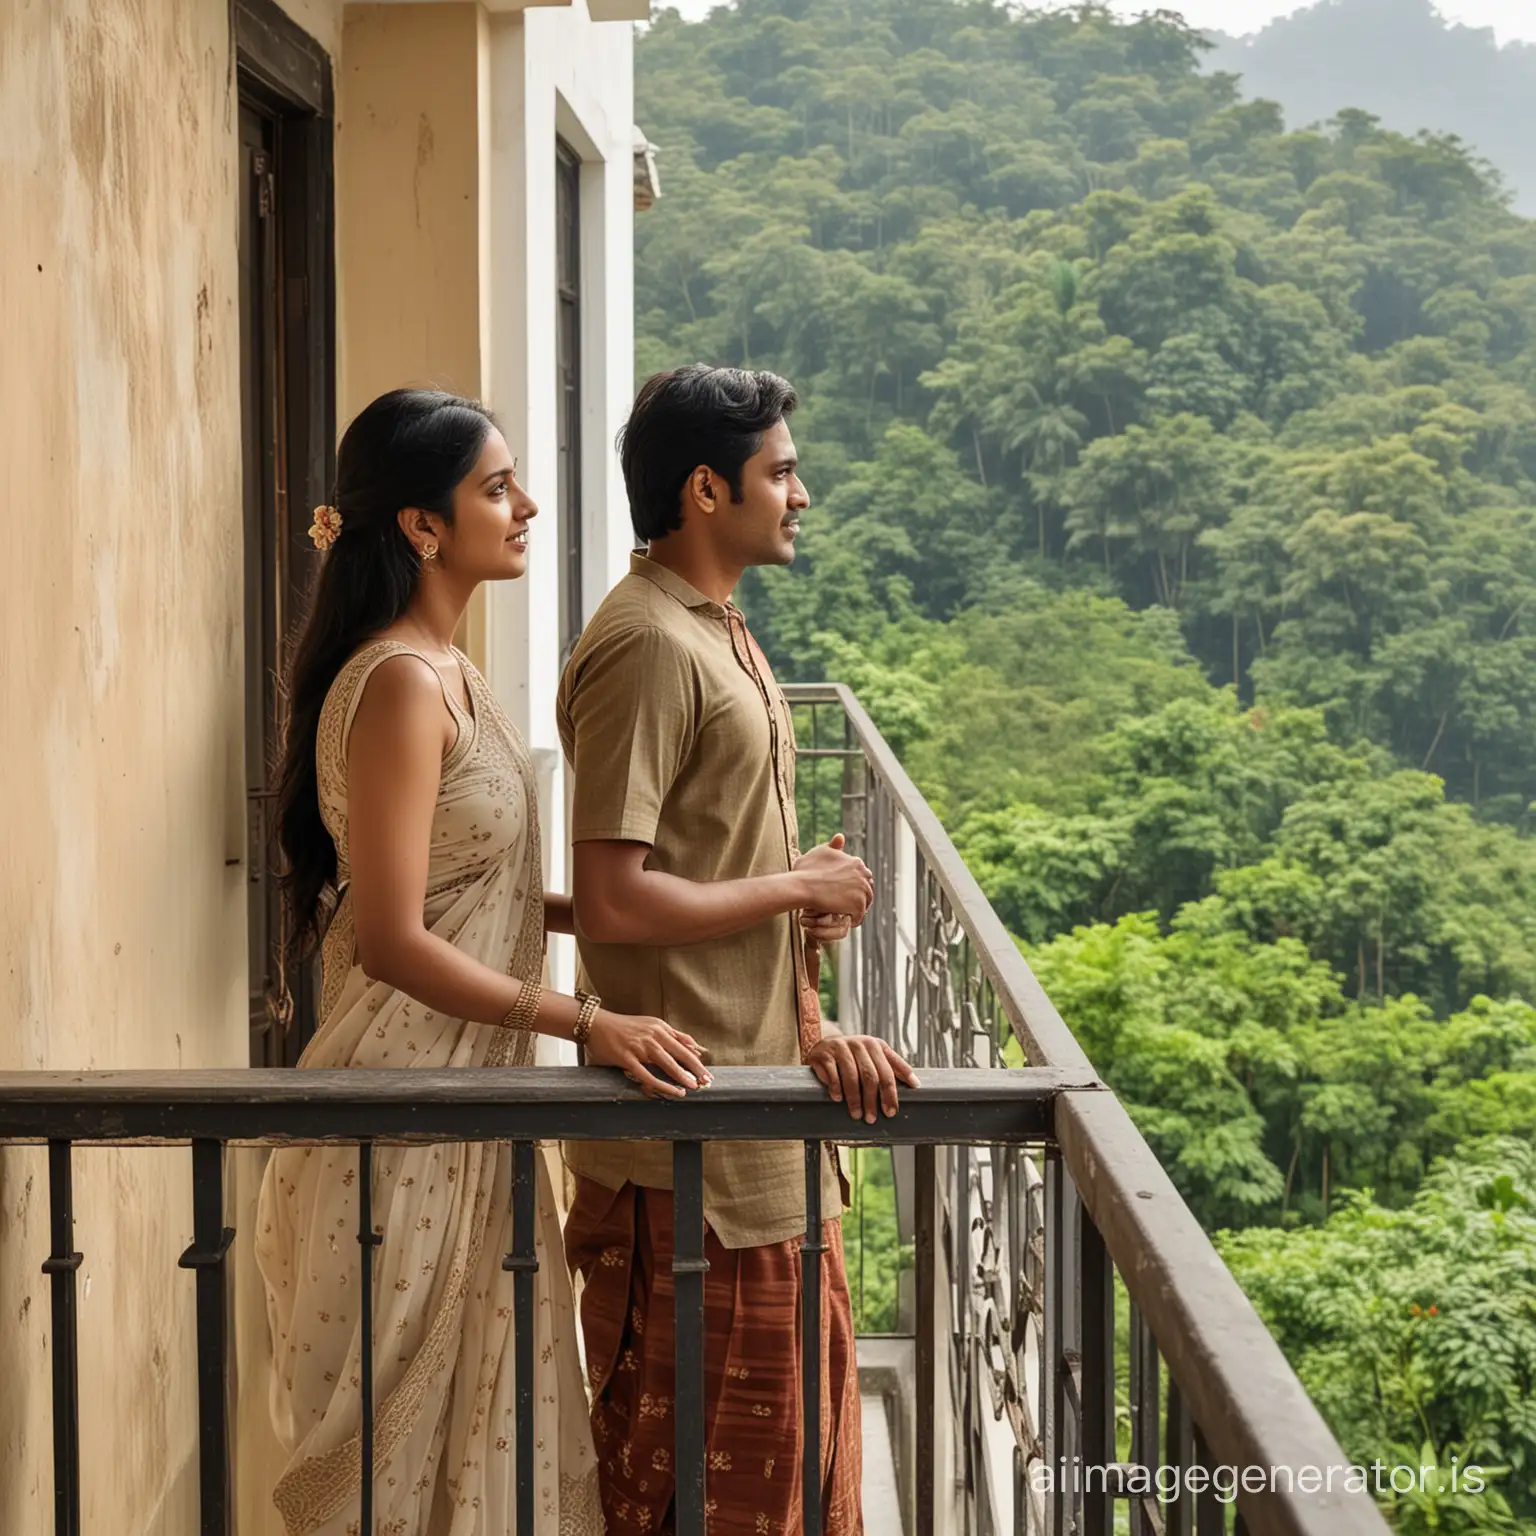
xmin=499 ymin=980 xmax=543 ymax=1034
xmin=572 ymin=991 xmax=601 ymax=1048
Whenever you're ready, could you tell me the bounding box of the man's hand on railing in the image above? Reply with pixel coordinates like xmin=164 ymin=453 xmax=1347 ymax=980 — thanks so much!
xmin=806 ymin=1034 xmax=920 ymax=1124
xmin=792 ymin=834 xmax=874 ymax=923
xmin=801 ymin=910 xmax=853 ymax=943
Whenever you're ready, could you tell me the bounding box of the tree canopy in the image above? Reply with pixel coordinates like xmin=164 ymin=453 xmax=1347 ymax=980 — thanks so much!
xmin=635 ymin=2 xmax=1536 ymax=1523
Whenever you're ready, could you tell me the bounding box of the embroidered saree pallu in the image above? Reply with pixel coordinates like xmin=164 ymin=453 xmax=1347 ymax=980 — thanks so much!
xmin=255 ymin=642 xmax=603 ymax=1536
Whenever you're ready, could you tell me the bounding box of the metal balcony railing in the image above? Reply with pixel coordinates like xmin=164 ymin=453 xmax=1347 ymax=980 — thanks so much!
xmin=0 ymin=685 xmax=1392 ymax=1536
xmin=785 ymin=684 xmax=1391 ymax=1536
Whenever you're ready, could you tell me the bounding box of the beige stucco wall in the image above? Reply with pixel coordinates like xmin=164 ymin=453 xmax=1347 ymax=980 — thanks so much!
xmin=337 ymin=3 xmax=488 ymax=414
xmin=0 ymin=0 xmax=339 ymax=1530
xmin=0 ymin=0 xmax=637 ymax=1526
xmin=336 ymin=2 xmax=494 ymax=663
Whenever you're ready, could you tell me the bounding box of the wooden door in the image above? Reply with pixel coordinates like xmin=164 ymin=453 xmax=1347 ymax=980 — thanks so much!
xmin=238 ymin=100 xmax=290 ymax=1066
xmin=236 ymin=0 xmax=334 ymax=1066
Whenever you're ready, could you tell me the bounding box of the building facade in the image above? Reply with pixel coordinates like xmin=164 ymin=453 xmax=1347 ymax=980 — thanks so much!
xmin=0 ymin=0 xmax=648 ymax=1527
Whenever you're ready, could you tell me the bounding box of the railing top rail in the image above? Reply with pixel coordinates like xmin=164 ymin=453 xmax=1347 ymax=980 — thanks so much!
xmin=0 ymin=1064 xmax=1090 ymax=1145
xmin=784 ymin=682 xmax=1093 ymax=1073
xmin=789 ymin=683 xmax=1387 ymax=1536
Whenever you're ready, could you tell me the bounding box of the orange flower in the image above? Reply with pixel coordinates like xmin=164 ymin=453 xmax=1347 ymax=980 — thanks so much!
xmin=309 ymin=504 xmax=343 ymax=551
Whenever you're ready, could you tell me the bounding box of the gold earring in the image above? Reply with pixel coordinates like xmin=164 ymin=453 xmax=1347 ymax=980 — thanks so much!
xmin=421 ymin=544 xmax=439 ymax=563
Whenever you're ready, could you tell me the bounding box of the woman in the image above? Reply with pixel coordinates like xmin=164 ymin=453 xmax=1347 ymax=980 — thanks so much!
xmin=255 ymin=388 xmax=709 ymax=1535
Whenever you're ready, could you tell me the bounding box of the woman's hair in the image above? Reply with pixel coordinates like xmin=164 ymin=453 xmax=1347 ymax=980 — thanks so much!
xmin=275 ymin=387 xmax=497 ymax=955
xmin=619 ymin=365 xmax=797 ymax=542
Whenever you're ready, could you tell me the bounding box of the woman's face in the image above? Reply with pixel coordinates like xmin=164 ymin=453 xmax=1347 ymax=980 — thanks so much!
xmin=441 ymin=426 xmax=537 ymax=582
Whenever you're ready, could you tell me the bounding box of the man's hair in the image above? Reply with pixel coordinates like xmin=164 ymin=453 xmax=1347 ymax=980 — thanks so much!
xmin=619 ymin=365 xmax=798 ymax=542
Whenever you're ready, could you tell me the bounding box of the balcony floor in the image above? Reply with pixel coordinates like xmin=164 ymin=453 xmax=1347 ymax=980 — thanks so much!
xmin=858 ymin=1336 xmax=914 ymax=1535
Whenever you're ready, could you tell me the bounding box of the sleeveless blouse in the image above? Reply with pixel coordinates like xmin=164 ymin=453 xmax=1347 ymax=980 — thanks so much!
xmin=314 ymin=640 xmax=545 ymax=1041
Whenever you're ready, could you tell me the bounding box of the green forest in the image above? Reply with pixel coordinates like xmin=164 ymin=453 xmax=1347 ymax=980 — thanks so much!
xmin=633 ymin=2 xmax=1536 ymax=1527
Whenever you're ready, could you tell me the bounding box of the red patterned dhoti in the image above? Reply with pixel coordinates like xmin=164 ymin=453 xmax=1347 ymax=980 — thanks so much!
xmin=564 ymin=1177 xmax=863 ymax=1535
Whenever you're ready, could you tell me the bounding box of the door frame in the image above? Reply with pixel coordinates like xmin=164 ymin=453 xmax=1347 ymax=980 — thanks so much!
xmin=236 ymin=0 xmax=334 ymax=534
xmin=236 ymin=0 xmax=335 ymax=1064
xmin=555 ymin=136 xmax=585 ymax=667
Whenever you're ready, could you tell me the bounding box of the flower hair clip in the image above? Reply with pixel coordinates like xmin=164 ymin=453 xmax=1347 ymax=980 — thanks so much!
xmin=309 ymin=504 xmax=342 ymax=551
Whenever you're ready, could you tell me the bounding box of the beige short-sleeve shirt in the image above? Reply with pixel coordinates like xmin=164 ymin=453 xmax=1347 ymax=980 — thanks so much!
xmin=557 ymin=553 xmax=843 ymax=1249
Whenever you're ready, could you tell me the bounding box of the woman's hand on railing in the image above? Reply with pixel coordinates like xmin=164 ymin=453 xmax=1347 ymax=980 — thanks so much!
xmin=792 ymin=834 xmax=874 ymax=922
xmin=584 ymin=1011 xmax=713 ymax=1100
xmin=806 ymin=1034 xmax=920 ymax=1124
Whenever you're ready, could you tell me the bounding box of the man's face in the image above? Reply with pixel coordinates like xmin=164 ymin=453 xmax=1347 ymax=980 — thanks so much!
xmin=718 ymin=419 xmax=810 ymax=569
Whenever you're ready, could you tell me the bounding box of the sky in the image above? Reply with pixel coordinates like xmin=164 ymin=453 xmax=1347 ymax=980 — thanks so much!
xmin=657 ymin=0 xmax=1536 ymax=47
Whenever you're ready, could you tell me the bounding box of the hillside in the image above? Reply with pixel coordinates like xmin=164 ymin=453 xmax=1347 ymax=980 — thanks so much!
xmin=1205 ymin=0 xmax=1536 ymax=214
xmin=634 ymin=3 xmax=1536 ymax=1519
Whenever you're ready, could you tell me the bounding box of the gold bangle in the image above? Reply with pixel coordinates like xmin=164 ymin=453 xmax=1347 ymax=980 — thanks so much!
xmin=499 ymin=980 xmax=542 ymax=1034
xmin=572 ymin=991 xmax=601 ymax=1048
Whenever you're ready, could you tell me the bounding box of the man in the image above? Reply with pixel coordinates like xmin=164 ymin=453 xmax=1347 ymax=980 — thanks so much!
xmin=558 ymin=365 xmax=919 ymax=1534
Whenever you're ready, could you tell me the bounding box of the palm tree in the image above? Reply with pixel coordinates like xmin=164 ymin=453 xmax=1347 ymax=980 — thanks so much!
xmin=998 ymin=381 xmax=1088 ymax=556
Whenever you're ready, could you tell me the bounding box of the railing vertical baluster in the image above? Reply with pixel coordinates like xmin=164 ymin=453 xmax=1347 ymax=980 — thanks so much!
xmin=842 ymin=712 xmax=858 ymax=850
xmin=1164 ymin=1376 xmax=1194 ymax=1536
xmin=1145 ymin=1325 xmax=1164 ymax=1514
xmin=886 ymin=780 xmax=900 ymax=1057
xmin=802 ymin=1140 xmax=827 ymax=1536
xmin=1143 ymin=1312 xmax=1163 ymax=1482
xmin=914 ymin=1140 xmax=938 ymax=1536
xmin=858 ymin=754 xmax=871 ymax=1030
xmin=1193 ymin=1427 xmax=1225 ymax=1536
xmin=854 ymin=1147 xmax=866 ymax=1330
xmin=673 ymin=1141 xmax=708 ymax=1536
xmin=1045 ymin=1150 xmax=1066 ymax=1536
xmin=504 ymin=1141 xmax=539 ymax=1536
xmin=1128 ymin=1301 xmax=1142 ymax=1471
xmin=1128 ymin=1303 xmax=1161 ymax=1536
xmin=952 ymin=1130 xmax=969 ymax=1523
xmin=1013 ymin=1145 xmax=1036 ymax=1536
xmin=43 ymin=1139 xmax=82 ymax=1536
xmin=841 ymin=711 xmax=864 ymax=1038
xmin=810 ymin=700 xmax=821 ymax=842
xmin=954 ymin=1135 xmax=969 ymax=1358
xmin=890 ymin=788 xmax=899 ymax=1050
xmin=1079 ymin=1211 xmax=1113 ymax=1536
xmin=1013 ymin=1441 xmax=1026 ymax=1536
xmin=357 ymin=1141 xmax=381 ymax=1535
xmin=914 ymin=838 xmax=940 ymax=1536
xmin=178 ymin=1139 xmax=235 ymax=1535
xmin=915 ymin=854 xmax=930 ymax=1068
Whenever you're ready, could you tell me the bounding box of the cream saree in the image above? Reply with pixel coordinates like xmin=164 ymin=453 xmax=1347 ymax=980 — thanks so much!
xmin=254 ymin=641 xmax=602 ymax=1536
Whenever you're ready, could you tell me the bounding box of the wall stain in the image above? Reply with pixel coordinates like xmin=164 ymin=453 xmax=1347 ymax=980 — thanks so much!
xmin=414 ymin=110 xmax=435 ymax=229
